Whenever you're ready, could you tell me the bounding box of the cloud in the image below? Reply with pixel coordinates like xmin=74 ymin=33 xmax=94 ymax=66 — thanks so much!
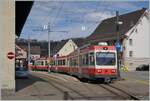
xmin=20 ymin=1 xmax=149 ymax=41
xmin=84 ymin=11 xmax=114 ymax=22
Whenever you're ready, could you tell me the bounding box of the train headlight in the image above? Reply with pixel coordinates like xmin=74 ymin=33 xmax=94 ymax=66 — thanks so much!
xmin=98 ymin=69 xmax=102 ymax=73
xmin=103 ymin=47 xmax=108 ymax=50
xmin=111 ymin=69 xmax=116 ymax=73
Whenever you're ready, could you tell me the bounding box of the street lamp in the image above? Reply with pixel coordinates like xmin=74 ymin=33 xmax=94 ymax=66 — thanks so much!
xmin=27 ymin=34 xmax=31 ymax=71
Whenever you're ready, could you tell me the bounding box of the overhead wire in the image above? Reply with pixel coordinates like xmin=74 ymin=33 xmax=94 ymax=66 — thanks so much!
xmin=50 ymin=1 xmax=64 ymax=27
xmin=32 ymin=1 xmax=60 ymax=31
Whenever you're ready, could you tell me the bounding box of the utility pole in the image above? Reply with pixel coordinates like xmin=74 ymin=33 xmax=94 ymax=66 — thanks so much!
xmin=47 ymin=22 xmax=51 ymax=72
xmin=42 ymin=24 xmax=69 ymax=72
xmin=28 ymin=34 xmax=31 ymax=71
xmin=116 ymin=11 xmax=121 ymax=79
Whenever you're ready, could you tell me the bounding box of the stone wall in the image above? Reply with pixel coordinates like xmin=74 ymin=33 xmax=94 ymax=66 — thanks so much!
xmin=125 ymin=57 xmax=150 ymax=71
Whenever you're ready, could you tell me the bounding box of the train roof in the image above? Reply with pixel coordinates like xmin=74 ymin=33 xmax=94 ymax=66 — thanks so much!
xmin=52 ymin=45 xmax=116 ymax=59
xmin=69 ymin=45 xmax=116 ymax=56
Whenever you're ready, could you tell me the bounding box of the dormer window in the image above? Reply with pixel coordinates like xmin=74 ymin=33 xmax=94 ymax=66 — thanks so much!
xmin=130 ymin=21 xmax=134 ymax=27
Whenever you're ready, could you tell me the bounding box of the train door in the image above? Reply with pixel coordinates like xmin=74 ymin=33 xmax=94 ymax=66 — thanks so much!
xmin=78 ymin=53 xmax=89 ymax=78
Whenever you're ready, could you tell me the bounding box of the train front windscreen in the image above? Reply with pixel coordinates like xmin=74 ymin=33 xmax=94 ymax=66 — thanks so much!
xmin=96 ymin=52 xmax=116 ymax=66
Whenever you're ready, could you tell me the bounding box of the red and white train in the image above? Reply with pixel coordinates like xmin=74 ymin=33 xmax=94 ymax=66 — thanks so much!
xmin=31 ymin=44 xmax=118 ymax=82
xmin=30 ymin=57 xmax=49 ymax=71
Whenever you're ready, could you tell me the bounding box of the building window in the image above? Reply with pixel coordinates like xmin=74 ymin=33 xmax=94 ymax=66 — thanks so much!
xmin=135 ymin=28 xmax=137 ymax=33
xmin=129 ymin=63 xmax=133 ymax=66
xmin=129 ymin=39 xmax=133 ymax=46
xmin=129 ymin=51 xmax=133 ymax=57
xmin=139 ymin=20 xmax=142 ymax=25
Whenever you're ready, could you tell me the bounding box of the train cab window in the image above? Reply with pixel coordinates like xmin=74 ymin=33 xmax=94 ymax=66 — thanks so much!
xmin=89 ymin=52 xmax=95 ymax=66
xmin=36 ymin=61 xmax=44 ymax=65
xmin=96 ymin=52 xmax=116 ymax=66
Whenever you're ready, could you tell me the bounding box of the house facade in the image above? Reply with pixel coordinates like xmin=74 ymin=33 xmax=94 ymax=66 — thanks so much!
xmin=87 ymin=8 xmax=149 ymax=70
xmin=55 ymin=39 xmax=78 ymax=57
xmin=123 ymin=9 xmax=149 ymax=70
xmin=15 ymin=45 xmax=27 ymax=67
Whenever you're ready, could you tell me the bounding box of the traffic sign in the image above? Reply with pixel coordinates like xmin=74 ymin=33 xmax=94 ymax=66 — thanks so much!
xmin=115 ymin=41 xmax=122 ymax=52
xmin=48 ymin=58 xmax=53 ymax=65
xmin=7 ymin=52 xmax=15 ymax=60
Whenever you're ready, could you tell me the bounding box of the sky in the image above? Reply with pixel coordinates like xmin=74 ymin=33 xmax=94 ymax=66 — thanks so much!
xmin=20 ymin=0 xmax=149 ymax=41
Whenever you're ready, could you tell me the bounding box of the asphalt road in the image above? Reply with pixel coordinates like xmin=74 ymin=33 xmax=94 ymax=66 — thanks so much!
xmin=2 ymin=71 xmax=149 ymax=100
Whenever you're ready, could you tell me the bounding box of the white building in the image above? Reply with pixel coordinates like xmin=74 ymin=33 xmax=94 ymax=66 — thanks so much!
xmin=88 ymin=8 xmax=149 ymax=70
xmin=123 ymin=9 xmax=149 ymax=70
xmin=53 ymin=38 xmax=85 ymax=57
xmin=54 ymin=39 xmax=78 ymax=57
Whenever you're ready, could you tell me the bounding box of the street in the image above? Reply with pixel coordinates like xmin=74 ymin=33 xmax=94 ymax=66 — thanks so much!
xmin=2 ymin=71 xmax=149 ymax=100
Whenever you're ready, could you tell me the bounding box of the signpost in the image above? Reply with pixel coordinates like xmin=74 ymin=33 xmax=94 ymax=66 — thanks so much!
xmin=115 ymin=41 xmax=122 ymax=52
xmin=7 ymin=52 xmax=15 ymax=60
xmin=116 ymin=11 xmax=122 ymax=80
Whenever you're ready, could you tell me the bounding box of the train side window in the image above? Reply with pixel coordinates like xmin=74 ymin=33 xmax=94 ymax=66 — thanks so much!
xmin=41 ymin=61 xmax=44 ymax=65
xmin=45 ymin=61 xmax=48 ymax=66
xmin=79 ymin=55 xmax=82 ymax=66
xmin=55 ymin=60 xmax=58 ymax=66
xmin=80 ymin=54 xmax=88 ymax=66
xmin=89 ymin=52 xmax=95 ymax=66
xmin=62 ymin=59 xmax=65 ymax=65
xmin=51 ymin=60 xmax=54 ymax=65
xmin=82 ymin=55 xmax=86 ymax=66
xmin=70 ymin=58 xmax=72 ymax=67
xmin=73 ymin=57 xmax=78 ymax=66
xmin=85 ymin=54 xmax=89 ymax=66
xmin=58 ymin=60 xmax=61 ymax=66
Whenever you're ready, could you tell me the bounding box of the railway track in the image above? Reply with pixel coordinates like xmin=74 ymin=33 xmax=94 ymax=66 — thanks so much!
xmin=98 ymin=84 xmax=140 ymax=100
xmin=31 ymin=72 xmax=140 ymax=100
xmin=32 ymin=72 xmax=91 ymax=100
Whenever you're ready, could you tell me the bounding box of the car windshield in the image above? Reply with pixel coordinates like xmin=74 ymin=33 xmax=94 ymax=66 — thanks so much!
xmin=15 ymin=67 xmax=27 ymax=71
xmin=96 ymin=52 xmax=116 ymax=66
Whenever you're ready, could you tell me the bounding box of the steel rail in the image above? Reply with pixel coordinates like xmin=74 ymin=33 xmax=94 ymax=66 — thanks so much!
xmin=108 ymin=84 xmax=140 ymax=100
xmin=32 ymin=72 xmax=91 ymax=100
xmin=98 ymin=84 xmax=140 ymax=100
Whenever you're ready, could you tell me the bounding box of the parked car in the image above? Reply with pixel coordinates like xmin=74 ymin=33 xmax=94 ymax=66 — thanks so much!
xmin=15 ymin=67 xmax=29 ymax=78
xmin=136 ymin=64 xmax=149 ymax=71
